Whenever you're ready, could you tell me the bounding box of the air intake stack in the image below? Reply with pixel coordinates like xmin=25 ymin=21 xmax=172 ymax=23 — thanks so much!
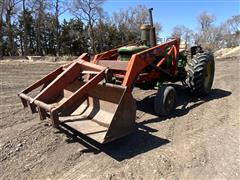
xmin=140 ymin=8 xmax=157 ymax=47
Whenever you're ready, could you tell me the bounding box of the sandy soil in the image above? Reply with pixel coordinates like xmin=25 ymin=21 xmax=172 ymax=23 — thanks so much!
xmin=214 ymin=46 xmax=240 ymax=59
xmin=0 ymin=57 xmax=239 ymax=180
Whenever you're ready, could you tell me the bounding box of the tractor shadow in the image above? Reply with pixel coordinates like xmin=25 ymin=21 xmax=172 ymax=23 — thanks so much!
xmin=101 ymin=131 xmax=170 ymax=161
xmin=57 ymin=124 xmax=170 ymax=161
xmin=137 ymin=84 xmax=232 ymax=129
xmin=55 ymin=85 xmax=231 ymax=162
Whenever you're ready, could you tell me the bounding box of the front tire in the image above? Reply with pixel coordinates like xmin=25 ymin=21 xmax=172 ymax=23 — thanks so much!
xmin=154 ymin=85 xmax=176 ymax=116
xmin=188 ymin=52 xmax=215 ymax=97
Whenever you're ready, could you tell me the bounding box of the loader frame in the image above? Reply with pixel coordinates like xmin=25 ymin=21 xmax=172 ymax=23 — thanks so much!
xmin=94 ymin=38 xmax=180 ymax=87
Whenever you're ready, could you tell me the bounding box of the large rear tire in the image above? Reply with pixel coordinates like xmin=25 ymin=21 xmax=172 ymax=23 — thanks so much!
xmin=188 ymin=52 xmax=215 ymax=97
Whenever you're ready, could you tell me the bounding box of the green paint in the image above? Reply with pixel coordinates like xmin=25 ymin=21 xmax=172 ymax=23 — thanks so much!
xmin=177 ymin=53 xmax=187 ymax=68
xmin=118 ymin=45 xmax=149 ymax=61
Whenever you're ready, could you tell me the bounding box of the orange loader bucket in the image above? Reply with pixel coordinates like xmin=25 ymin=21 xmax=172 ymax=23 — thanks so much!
xmin=18 ymin=59 xmax=136 ymax=143
xmin=60 ymin=82 xmax=136 ymax=143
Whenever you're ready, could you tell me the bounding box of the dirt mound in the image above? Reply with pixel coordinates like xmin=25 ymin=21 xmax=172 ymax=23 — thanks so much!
xmin=215 ymin=46 xmax=240 ymax=58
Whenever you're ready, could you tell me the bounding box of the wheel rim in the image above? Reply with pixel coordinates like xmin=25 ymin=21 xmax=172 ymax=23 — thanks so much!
xmin=165 ymin=91 xmax=175 ymax=113
xmin=204 ymin=62 xmax=212 ymax=90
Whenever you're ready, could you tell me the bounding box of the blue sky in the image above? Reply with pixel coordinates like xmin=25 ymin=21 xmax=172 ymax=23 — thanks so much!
xmin=62 ymin=0 xmax=240 ymax=37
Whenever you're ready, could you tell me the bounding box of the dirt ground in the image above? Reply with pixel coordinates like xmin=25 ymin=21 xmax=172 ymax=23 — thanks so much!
xmin=0 ymin=57 xmax=239 ymax=180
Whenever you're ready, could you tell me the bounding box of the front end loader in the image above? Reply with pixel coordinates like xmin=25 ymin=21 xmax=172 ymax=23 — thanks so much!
xmin=18 ymin=9 xmax=215 ymax=144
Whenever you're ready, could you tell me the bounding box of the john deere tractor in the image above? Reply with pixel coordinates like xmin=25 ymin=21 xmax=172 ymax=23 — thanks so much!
xmin=18 ymin=8 xmax=214 ymax=144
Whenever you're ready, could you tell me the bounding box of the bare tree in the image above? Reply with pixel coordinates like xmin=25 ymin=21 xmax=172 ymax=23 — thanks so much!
xmin=32 ymin=0 xmax=48 ymax=55
xmin=171 ymin=26 xmax=183 ymax=38
xmin=172 ymin=25 xmax=194 ymax=47
xmin=226 ymin=15 xmax=240 ymax=34
xmin=53 ymin=0 xmax=69 ymax=56
xmin=5 ymin=0 xmax=21 ymax=56
xmin=195 ymin=11 xmax=217 ymax=50
xmin=113 ymin=5 xmax=149 ymax=32
xmin=113 ymin=5 xmax=162 ymax=43
xmin=0 ymin=0 xmax=5 ymax=58
xmin=223 ymin=15 xmax=240 ymax=47
xmin=52 ymin=0 xmax=60 ymax=56
xmin=197 ymin=11 xmax=215 ymax=33
xmin=72 ymin=0 xmax=106 ymax=54
xmin=22 ymin=0 xmax=29 ymax=55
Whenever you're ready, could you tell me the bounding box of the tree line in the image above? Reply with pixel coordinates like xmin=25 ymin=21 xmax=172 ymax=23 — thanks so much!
xmin=0 ymin=0 xmax=239 ymax=59
xmin=171 ymin=12 xmax=240 ymax=51
xmin=0 ymin=0 xmax=162 ymax=58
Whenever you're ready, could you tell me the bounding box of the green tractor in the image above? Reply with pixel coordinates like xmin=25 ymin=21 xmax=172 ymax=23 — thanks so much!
xmin=18 ymin=8 xmax=215 ymax=143
xmin=115 ymin=9 xmax=215 ymax=116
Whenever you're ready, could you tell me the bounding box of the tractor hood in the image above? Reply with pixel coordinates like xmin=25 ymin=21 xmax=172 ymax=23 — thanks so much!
xmin=118 ymin=45 xmax=149 ymax=61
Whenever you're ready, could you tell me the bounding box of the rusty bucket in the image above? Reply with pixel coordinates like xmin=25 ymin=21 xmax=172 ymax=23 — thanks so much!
xmin=19 ymin=60 xmax=136 ymax=144
xmin=60 ymin=82 xmax=136 ymax=143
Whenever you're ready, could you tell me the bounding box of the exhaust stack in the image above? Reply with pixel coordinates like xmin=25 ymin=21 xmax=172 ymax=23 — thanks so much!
xmin=140 ymin=8 xmax=157 ymax=47
xmin=149 ymin=8 xmax=157 ymax=47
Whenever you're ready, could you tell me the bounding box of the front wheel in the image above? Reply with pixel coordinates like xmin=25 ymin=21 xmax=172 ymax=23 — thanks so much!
xmin=154 ymin=85 xmax=176 ymax=116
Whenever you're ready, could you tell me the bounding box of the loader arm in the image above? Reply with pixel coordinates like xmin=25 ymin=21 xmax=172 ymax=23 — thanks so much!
xmin=123 ymin=38 xmax=180 ymax=87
